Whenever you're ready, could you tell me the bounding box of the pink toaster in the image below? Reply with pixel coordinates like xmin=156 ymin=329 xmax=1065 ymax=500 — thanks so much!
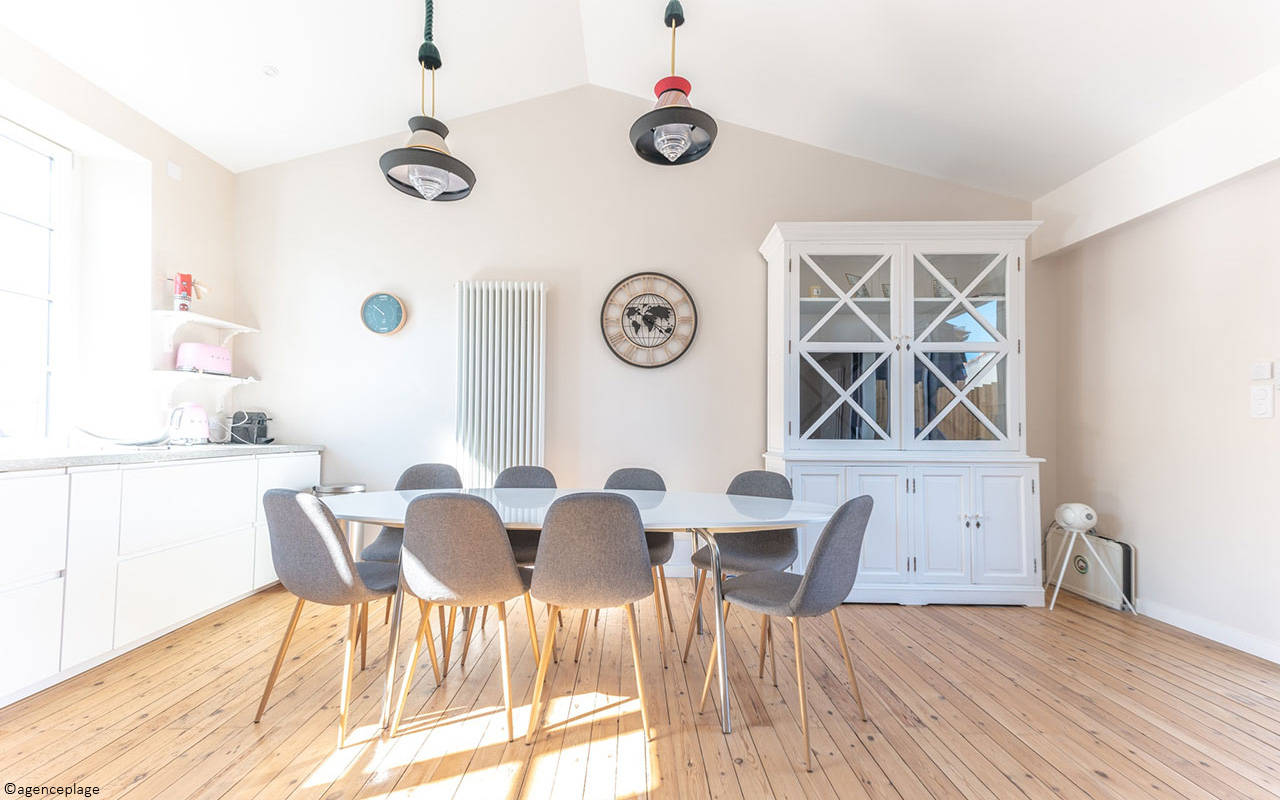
xmin=175 ymin=342 xmax=233 ymax=375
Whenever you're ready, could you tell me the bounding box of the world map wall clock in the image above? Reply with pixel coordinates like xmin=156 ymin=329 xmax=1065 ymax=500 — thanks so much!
xmin=601 ymin=272 xmax=697 ymax=368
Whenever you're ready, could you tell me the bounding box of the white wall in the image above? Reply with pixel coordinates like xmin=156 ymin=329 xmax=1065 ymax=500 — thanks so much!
xmin=233 ymin=85 xmax=1029 ymax=492
xmin=0 ymin=24 xmax=237 ymax=437
xmin=1035 ymin=158 xmax=1280 ymax=661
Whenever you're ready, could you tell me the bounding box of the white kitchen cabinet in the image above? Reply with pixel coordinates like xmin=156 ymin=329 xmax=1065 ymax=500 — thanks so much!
xmin=762 ymin=222 xmax=1043 ymax=606
xmin=252 ymin=452 xmax=321 ymax=587
xmin=0 ymin=578 xmax=64 ymax=698
xmin=62 ymin=467 xmax=123 ymax=669
xmin=0 ymin=470 xmax=69 ymax=585
xmin=0 ymin=446 xmax=321 ymax=709
xmin=115 ymin=527 xmax=255 ymax=646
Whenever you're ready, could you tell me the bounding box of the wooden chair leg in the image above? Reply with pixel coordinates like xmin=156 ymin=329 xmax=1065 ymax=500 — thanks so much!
xmin=421 ymin=600 xmax=442 ymax=685
xmin=497 ymin=603 xmax=514 ymax=741
xmin=698 ymin=601 xmax=731 ymax=714
xmin=359 ymin=603 xmax=369 ymax=670
xmin=791 ymin=616 xmax=811 ymax=772
xmin=768 ymin=616 xmax=777 ymax=687
xmin=384 ymin=595 xmax=392 ymax=625
xmin=831 ymin=609 xmax=867 ymax=721
xmin=391 ymin=601 xmax=433 ymax=736
xmin=459 ymin=607 xmax=478 ymax=669
xmin=442 ymin=606 xmax=458 ymax=676
xmin=757 ymin=612 xmax=768 ymax=679
xmin=658 ymin=565 xmax=675 ymax=633
xmin=623 ymin=603 xmax=652 ymax=742
xmin=337 ymin=605 xmax=359 ymax=746
xmin=526 ymin=605 xmax=560 ymax=745
xmin=573 ymin=608 xmax=590 ymax=662
xmin=255 ymin=597 xmax=304 ymax=723
xmin=593 ymin=608 xmax=600 ymax=627
xmin=681 ymin=569 xmax=706 ymax=663
xmin=481 ymin=605 xmax=489 ymax=629
xmin=650 ymin=569 xmax=669 ymax=669
xmin=523 ymin=592 xmax=541 ymax=659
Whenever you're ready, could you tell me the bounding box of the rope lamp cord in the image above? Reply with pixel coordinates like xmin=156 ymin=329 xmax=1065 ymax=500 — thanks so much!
xmin=418 ymin=0 xmax=442 ymax=119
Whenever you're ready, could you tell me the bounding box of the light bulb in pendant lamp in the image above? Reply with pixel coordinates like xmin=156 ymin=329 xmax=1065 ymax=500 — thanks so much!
xmin=629 ymin=1 xmax=717 ymax=166
xmin=379 ymin=0 xmax=477 ymax=201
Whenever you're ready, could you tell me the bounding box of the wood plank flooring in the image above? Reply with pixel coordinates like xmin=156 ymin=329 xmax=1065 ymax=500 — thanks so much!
xmin=2 ymin=582 xmax=1278 ymax=799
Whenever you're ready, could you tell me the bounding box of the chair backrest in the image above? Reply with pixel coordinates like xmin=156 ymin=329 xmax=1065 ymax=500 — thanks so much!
xmin=790 ymin=495 xmax=874 ymax=617
xmin=397 ymin=463 xmax=463 ymax=491
xmin=400 ymin=493 xmax=525 ymax=606
xmin=604 ymin=467 xmax=666 ymax=491
xmin=531 ymin=493 xmax=653 ymax=609
xmin=726 ymin=470 xmax=792 ymax=500
xmin=494 ymin=465 xmax=557 ymax=489
xmin=726 ymin=469 xmax=799 ymax=550
xmin=263 ymin=489 xmax=373 ymax=606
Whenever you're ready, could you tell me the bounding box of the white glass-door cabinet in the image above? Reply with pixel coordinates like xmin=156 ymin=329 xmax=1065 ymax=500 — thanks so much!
xmin=762 ymin=222 xmax=1045 ymax=605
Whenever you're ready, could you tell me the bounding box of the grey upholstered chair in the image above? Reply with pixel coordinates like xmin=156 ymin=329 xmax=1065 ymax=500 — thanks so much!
xmin=603 ymin=467 xmax=674 ymax=666
xmin=699 ymin=495 xmax=874 ymax=772
xmin=362 ymin=463 xmax=463 ymax=624
xmin=682 ymin=470 xmax=799 ymax=662
xmin=494 ymin=465 xmax=557 ymax=567
xmin=361 ymin=463 xmax=464 ymax=564
xmin=390 ymin=493 xmax=541 ymax=740
xmin=526 ymin=493 xmax=655 ymax=744
xmin=256 ymin=489 xmax=399 ymax=745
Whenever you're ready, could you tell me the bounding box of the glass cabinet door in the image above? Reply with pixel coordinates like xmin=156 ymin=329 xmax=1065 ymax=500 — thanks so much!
xmin=907 ymin=247 xmax=1015 ymax=447
xmin=793 ymin=248 xmax=899 ymax=447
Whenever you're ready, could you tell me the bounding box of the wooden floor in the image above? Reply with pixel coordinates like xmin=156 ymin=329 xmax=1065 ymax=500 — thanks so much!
xmin=2 ymin=582 xmax=1279 ymax=800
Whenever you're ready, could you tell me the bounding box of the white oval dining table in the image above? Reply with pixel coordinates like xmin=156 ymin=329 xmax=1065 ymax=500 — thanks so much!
xmin=321 ymin=487 xmax=836 ymax=734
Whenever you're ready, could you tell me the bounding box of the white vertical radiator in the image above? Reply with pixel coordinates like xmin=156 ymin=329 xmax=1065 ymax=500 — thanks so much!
xmin=455 ymin=281 xmax=547 ymax=488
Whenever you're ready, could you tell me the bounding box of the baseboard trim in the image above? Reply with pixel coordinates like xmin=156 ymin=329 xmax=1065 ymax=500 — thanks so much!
xmin=1138 ymin=598 xmax=1280 ymax=665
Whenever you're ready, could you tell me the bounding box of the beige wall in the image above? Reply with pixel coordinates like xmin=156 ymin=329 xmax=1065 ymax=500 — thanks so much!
xmin=1035 ymin=159 xmax=1280 ymax=659
xmin=233 ymin=85 xmax=1028 ymax=493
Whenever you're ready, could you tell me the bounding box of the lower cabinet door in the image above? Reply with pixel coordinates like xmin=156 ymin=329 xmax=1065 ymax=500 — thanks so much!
xmin=847 ymin=467 xmax=909 ymax=585
xmin=253 ymin=522 xmax=277 ymax=588
xmin=114 ymin=527 xmax=255 ymax=648
xmin=790 ymin=465 xmax=845 ymax=571
xmin=0 ymin=578 xmax=64 ymax=698
xmin=972 ymin=468 xmax=1036 ymax=585
xmin=911 ymin=467 xmax=971 ymax=584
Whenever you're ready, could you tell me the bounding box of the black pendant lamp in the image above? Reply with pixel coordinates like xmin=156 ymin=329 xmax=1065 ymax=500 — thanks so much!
xmin=380 ymin=0 xmax=475 ymax=201
xmin=629 ymin=0 xmax=717 ymax=165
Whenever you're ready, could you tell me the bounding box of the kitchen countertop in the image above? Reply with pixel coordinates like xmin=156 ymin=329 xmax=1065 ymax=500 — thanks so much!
xmin=0 ymin=443 xmax=323 ymax=472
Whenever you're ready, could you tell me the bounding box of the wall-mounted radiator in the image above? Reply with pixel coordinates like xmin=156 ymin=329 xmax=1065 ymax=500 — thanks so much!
xmin=455 ymin=281 xmax=547 ymax=488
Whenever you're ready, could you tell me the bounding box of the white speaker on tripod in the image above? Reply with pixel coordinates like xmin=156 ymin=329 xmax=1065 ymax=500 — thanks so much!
xmin=1048 ymin=503 xmax=1136 ymax=614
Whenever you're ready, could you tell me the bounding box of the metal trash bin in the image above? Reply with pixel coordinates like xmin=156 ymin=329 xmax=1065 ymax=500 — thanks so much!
xmin=313 ymin=483 xmax=367 ymax=549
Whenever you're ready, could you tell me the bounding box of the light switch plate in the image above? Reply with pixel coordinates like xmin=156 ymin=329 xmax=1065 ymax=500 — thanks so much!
xmin=1250 ymin=385 xmax=1274 ymax=418
xmin=1251 ymin=362 xmax=1273 ymax=380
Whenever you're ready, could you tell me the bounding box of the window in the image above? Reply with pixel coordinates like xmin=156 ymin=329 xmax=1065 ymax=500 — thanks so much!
xmin=0 ymin=120 xmax=67 ymax=441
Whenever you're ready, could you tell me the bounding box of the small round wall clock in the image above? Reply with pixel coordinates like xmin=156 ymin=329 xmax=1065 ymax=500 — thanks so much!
xmin=361 ymin=292 xmax=407 ymax=335
xmin=601 ymin=272 xmax=697 ymax=368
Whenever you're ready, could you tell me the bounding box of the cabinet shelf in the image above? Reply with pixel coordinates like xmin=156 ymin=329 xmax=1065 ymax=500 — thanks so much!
xmin=153 ymin=310 xmax=259 ymax=352
xmin=151 ymin=371 xmax=258 ymax=413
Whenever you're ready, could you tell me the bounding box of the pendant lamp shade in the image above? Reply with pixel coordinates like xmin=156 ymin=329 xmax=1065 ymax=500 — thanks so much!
xmin=380 ymin=0 xmax=476 ymax=201
xmin=380 ymin=116 xmax=475 ymax=201
xmin=630 ymin=76 xmax=717 ymax=166
xmin=630 ymin=1 xmax=717 ymax=166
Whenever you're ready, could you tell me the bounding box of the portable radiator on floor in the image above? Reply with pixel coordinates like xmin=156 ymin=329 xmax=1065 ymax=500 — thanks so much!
xmin=1045 ymin=523 xmax=1135 ymax=611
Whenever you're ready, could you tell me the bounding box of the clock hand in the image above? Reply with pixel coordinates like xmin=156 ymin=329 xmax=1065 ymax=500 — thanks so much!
xmin=375 ymin=306 xmax=386 ymax=317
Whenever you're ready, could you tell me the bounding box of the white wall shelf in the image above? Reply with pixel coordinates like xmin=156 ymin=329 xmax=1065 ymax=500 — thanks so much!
xmin=153 ymin=310 xmax=259 ymax=352
xmin=151 ymin=370 xmax=258 ymax=413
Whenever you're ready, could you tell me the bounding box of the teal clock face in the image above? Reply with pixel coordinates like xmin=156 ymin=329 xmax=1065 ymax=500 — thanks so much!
xmin=361 ymin=292 xmax=406 ymax=335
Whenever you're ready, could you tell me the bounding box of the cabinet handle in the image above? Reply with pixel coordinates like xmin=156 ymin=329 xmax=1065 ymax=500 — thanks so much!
xmin=965 ymin=520 xmax=971 ymax=528
xmin=913 ymin=556 xmax=917 ymax=572
xmin=975 ymin=520 xmax=981 ymax=529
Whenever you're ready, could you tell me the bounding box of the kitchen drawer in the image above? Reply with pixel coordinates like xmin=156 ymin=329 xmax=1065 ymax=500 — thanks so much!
xmin=0 ymin=578 xmax=64 ymax=698
xmin=114 ymin=526 xmax=254 ymax=647
xmin=119 ymin=458 xmax=256 ymax=556
xmin=0 ymin=471 xmax=69 ymax=586
xmin=255 ymin=452 xmax=321 ymax=523
xmin=62 ymin=467 xmax=123 ymax=669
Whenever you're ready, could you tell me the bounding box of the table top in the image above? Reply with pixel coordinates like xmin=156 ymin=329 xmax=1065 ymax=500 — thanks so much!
xmin=321 ymin=488 xmax=835 ymax=532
